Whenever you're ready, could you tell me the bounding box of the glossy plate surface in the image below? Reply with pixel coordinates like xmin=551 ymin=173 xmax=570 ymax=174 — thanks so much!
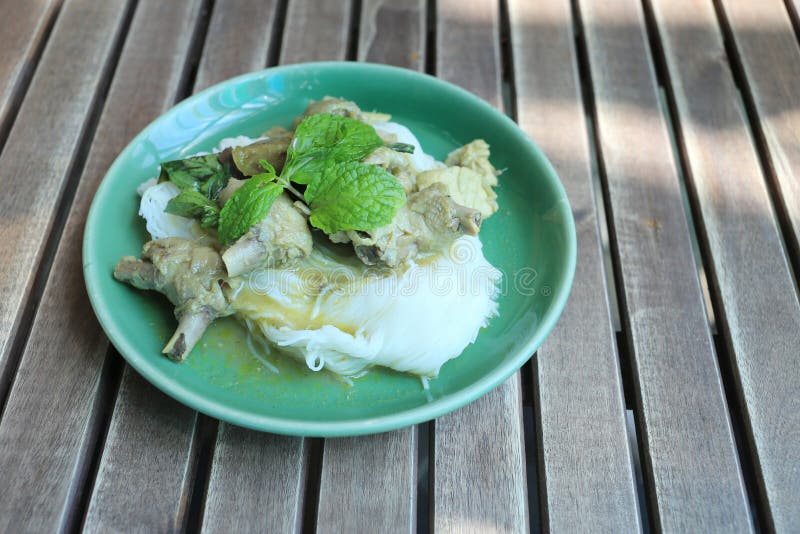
xmin=83 ymin=62 xmax=576 ymax=436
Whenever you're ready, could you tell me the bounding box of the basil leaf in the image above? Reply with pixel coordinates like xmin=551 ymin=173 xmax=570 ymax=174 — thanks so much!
xmin=305 ymin=161 xmax=406 ymax=234
xmin=159 ymin=154 xmax=230 ymax=200
xmin=164 ymin=190 xmax=220 ymax=229
xmin=284 ymin=114 xmax=384 ymax=184
xmin=217 ymin=172 xmax=284 ymax=245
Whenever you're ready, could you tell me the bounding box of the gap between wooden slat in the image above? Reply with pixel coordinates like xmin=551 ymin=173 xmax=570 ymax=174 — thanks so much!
xmin=427 ymin=420 xmax=436 ymax=533
xmin=784 ymin=0 xmax=800 ymax=43
xmin=0 ymin=0 xmax=65 ymax=156
xmin=300 ymin=438 xmax=324 ymax=534
xmin=638 ymin=1 xmax=770 ymax=528
xmin=570 ymin=3 xmax=622 ymax=335
xmin=183 ymin=415 xmax=220 ymax=533
xmin=416 ymin=421 xmax=432 ymax=534
xmin=0 ymin=0 xmax=140 ymax=421
xmin=267 ymin=0 xmax=292 ymax=67
xmin=712 ymin=333 xmax=770 ymax=531
xmin=346 ymin=0 xmax=363 ymax=61
xmin=72 ymin=348 xmax=125 ymax=532
xmin=174 ymin=0 xmax=216 ymax=103
xmin=569 ymin=1 xmax=657 ymax=530
xmin=712 ymin=0 xmax=800 ymax=292
xmin=425 ymin=0 xmax=437 ymax=75
xmin=624 ymin=409 xmax=651 ymax=532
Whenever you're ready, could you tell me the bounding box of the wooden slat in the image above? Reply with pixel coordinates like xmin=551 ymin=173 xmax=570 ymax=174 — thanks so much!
xmin=0 ymin=0 xmax=61 ymax=144
xmin=280 ymin=0 xmax=353 ymax=64
xmin=508 ymin=0 xmax=642 ymax=530
xmin=85 ymin=0 xmax=291 ymax=530
xmin=359 ymin=0 xmax=424 ymax=70
xmin=83 ymin=369 xmax=199 ymax=532
xmin=717 ymin=0 xmax=800 ymax=267
xmin=316 ymin=429 xmax=417 ymax=533
xmin=436 ymin=0 xmax=501 ymax=106
xmin=0 ymin=0 xmax=130 ymax=400
xmin=0 ymin=0 xmax=193 ymax=530
xmin=194 ymin=0 xmax=278 ymax=91
xmin=201 ymin=425 xmax=307 ymax=533
xmin=577 ymin=0 xmax=752 ymax=531
xmin=648 ymin=0 xmax=800 ymax=529
xmin=433 ymin=2 xmax=528 ymax=532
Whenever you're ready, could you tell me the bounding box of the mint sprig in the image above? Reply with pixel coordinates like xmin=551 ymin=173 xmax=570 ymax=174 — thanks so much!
xmin=180 ymin=113 xmax=407 ymax=245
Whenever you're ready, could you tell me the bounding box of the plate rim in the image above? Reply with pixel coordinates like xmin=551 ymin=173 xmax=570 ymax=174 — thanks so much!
xmin=82 ymin=61 xmax=577 ymax=437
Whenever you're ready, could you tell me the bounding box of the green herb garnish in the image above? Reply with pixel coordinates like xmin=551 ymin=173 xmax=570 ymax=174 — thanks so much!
xmin=217 ymin=162 xmax=283 ymax=245
xmin=159 ymin=154 xmax=230 ymax=201
xmin=282 ymin=114 xmax=384 ymax=184
xmin=304 ymin=160 xmax=406 ymax=234
xmin=165 ymin=190 xmax=221 ymax=229
xmin=175 ymin=114 xmax=406 ymax=245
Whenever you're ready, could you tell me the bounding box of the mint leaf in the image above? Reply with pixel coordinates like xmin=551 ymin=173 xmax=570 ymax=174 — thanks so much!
xmin=159 ymin=154 xmax=230 ymax=200
xmin=305 ymin=161 xmax=406 ymax=233
xmin=217 ymin=172 xmax=284 ymax=245
xmin=165 ymin=190 xmax=220 ymax=229
xmin=284 ymin=114 xmax=384 ymax=184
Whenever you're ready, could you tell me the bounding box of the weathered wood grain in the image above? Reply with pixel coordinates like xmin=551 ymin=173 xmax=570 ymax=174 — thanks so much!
xmin=0 ymin=0 xmax=130 ymax=402
xmin=84 ymin=1 xmax=291 ymax=530
xmin=436 ymin=0 xmax=501 ymax=106
xmin=83 ymin=368 xmax=199 ymax=532
xmin=0 ymin=0 xmax=61 ymax=145
xmin=717 ymin=0 xmax=800 ymax=270
xmin=0 ymin=0 xmax=196 ymax=530
xmin=433 ymin=3 xmax=528 ymax=532
xmin=194 ymin=0 xmax=278 ymax=91
xmin=359 ymin=0 xmax=425 ymax=70
xmin=200 ymin=424 xmax=307 ymax=533
xmin=316 ymin=428 xmax=417 ymax=533
xmin=280 ymin=0 xmax=353 ymax=64
xmin=576 ymin=0 xmax=752 ymax=530
xmin=648 ymin=0 xmax=800 ymax=529
xmin=508 ymin=0 xmax=642 ymax=530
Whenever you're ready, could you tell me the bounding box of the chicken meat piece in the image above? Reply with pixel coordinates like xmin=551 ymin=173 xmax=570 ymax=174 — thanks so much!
xmin=415 ymin=140 xmax=499 ymax=219
xmin=363 ymin=146 xmax=417 ymax=192
xmin=231 ymin=128 xmax=294 ymax=175
xmin=114 ymin=238 xmax=231 ymax=361
xmin=347 ymin=183 xmax=482 ymax=266
xmin=416 ymin=165 xmax=498 ymax=219
xmin=300 ymin=97 xmax=391 ymax=125
xmin=445 ymin=139 xmax=498 ymax=181
xmin=221 ymin=192 xmax=313 ymax=277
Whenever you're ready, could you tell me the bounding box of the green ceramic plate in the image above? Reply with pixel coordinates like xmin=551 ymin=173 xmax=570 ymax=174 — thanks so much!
xmin=83 ymin=62 xmax=576 ymax=436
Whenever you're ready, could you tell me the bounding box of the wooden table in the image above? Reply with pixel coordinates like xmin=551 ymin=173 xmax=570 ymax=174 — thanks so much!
xmin=1 ymin=0 xmax=798 ymax=532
